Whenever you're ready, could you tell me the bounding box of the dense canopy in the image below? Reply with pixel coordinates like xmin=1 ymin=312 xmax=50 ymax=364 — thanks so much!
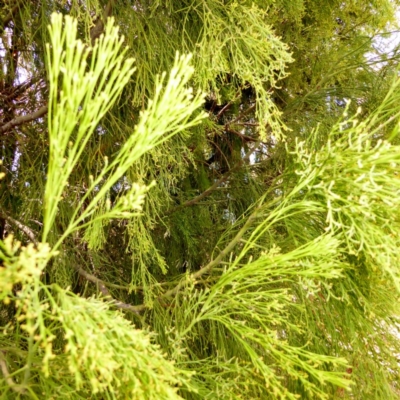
xmin=1 ymin=1 xmax=400 ymax=399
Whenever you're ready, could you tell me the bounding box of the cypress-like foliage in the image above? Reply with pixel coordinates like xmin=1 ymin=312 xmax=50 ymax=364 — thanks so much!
xmin=0 ymin=1 xmax=400 ymax=398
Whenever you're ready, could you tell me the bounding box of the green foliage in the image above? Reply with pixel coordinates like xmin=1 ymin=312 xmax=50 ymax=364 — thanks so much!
xmin=1 ymin=1 xmax=400 ymax=399
xmin=0 ymin=236 xmax=189 ymax=399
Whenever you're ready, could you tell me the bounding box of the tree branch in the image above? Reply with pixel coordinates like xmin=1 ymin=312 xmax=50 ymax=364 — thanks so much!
xmin=225 ymin=127 xmax=259 ymax=143
xmin=165 ymin=207 xmax=259 ymax=296
xmin=0 ymin=212 xmax=141 ymax=315
xmin=229 ymin=103 xmax=256 ymax=124
xmin=90 ymin=0 xmax=114 ymax=45
xmin=0 ymin=213 xmax=38 ymax=245
xmin=0 ymin=1 xmax=115 ymax=134
xmin=0 ymin=105 xmax=48 ymax=134
xmin=1 ymin=0 xmax=23 ymax=31
xmin=129 ymin=205 xmax=261 ymax=313
xmin=74 ymin=265 xmax=140 ymax=315
xmin=164 ymin=103 xmax=262 ymax=215
xmin=165 ymin=142 xmax=260 ymax=215
xmin=0 ymin=351 xmax=25 ymax=394
xmin=1 ymin=77 xmax=43 ymax=104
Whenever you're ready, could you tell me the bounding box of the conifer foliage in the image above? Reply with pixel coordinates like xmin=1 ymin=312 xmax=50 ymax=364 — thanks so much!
xmin=1 ymin=1 xmax=400 ymax=399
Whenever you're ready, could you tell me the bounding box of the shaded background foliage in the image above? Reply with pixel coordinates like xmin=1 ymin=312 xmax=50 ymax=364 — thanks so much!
xmin=1 ymin=0 xmax=400 ymax=399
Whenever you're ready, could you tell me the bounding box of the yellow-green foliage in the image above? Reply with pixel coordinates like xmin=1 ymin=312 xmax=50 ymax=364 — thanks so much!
xmin=1 ymin=1 xmax=400 ymax=400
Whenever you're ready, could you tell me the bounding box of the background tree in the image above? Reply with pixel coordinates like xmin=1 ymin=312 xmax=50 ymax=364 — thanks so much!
xmin=1 ymin=1 xmax=400 ymax=399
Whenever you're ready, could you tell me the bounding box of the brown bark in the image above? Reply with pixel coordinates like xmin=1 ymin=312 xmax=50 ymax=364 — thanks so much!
xmin=0 ymin=105 xmax=48 ymax=134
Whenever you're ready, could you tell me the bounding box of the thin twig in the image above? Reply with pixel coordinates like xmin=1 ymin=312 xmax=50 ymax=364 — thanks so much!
xmin=215 ymin=102 xmax=232 ymax=119
xmin=0 ymin=351 xmax=25 ymax=394
xmin=232 ymin=122 xmax=259 ymax=127
xmin=1 ymin=77 xmax=44 ymax=103
xmin=1 ymin=0 xmax=23 ymax=31
xmin=165 ymin=142 xmax=260 ymax=214
xmin=0 ymin=213 xmax=38 ymax=245
xmin=72 ymin=265 xmax=141 ymax=315
xmin=214 ymin=88 xmax=242 ymax=119
xmin=164 ymin=104 xmax=259 ymax=214
xmin=0 ymin=0 xmax=114 ymax=134
xmin=167 ymin=208 xmax=259 ymax=295
xmin=129 ymin=205 xmax=261 ymax=313
xmin=1 ymin=212 xmax=141 ymax=315
xmin=225 ymin=128 xmax=259 ymax=143
xmin=229 ymin=104 xmax=256 ymax=124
